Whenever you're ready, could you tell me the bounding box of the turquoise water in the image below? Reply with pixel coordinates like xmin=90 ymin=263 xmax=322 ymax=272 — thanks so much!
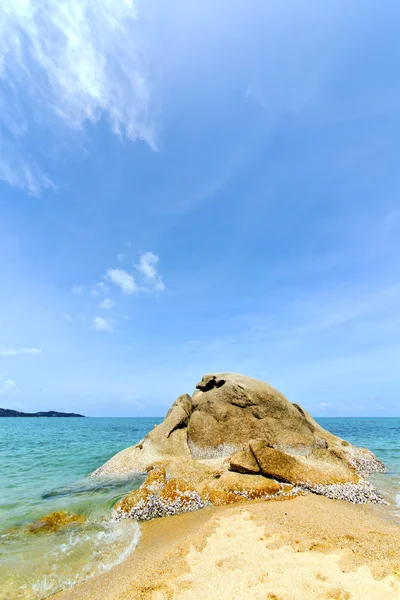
xmin=0 ymin=417 xmax=399 ymax=599
xmin=0 ymin=417 xmax=162 ymax=600
xmin=317 ymin=418 xmax=400 ymax=513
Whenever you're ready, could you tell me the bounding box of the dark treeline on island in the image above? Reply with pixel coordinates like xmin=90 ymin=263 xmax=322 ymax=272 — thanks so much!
xmin=0 ymin=408 xmax=85 ymax=418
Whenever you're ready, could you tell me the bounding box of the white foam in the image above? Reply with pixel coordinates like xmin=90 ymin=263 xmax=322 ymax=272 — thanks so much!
xmin=26 ymin=519 xmax=141 ymax=598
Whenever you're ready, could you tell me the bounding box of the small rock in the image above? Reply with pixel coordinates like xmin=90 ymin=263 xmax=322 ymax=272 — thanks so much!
xmin=28 ymin=511 xmax=86 ymax=534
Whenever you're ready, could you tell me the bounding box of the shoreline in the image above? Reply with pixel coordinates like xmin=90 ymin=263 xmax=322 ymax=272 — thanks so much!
xmin=54 ymin=494 xmax=400 ymax=600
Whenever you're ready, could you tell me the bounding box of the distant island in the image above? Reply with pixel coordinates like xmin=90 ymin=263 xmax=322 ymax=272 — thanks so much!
xmin=0 ymin=408 xmax=85 ymax=417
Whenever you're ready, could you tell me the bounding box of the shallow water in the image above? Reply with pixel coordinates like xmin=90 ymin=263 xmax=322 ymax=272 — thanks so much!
xmin=0 ymin=416 xmax=399 ymax=599
xmin=317 ymin=417 xmax=400 ymax=518
xmin=0 ymin=417 xmax=162 ymax=600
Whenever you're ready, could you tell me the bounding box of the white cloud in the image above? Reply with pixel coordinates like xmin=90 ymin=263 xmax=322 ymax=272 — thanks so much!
xmin=0 ymin=347 xmax=41 ymax=357
xmin=304 ymin=402 xmax=334 ymax=410
xmin=98 ymin=298 xmax=115 ymax=309
xmin=96 ymin=282 xmax=110 ymax=295
xmin=0 ymin=379 xmax=18 ymax=395
xmin=106 ymin=268 xmax=137 ymax=294
xmin=0 ymin=148 xmax=53 ymax=196
xmin=0 ymin=0 xmax=156 ymax=193
xmin=72 ymin=285 xmax=83 ymax=294
xmin=136 ymin=251 xmax=165 ymax=291
xmin=93 ymin=316 xmax=113 ymax=332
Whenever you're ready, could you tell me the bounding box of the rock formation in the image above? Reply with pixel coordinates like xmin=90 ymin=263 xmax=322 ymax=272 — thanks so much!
xmin=28 ymin=511 xmax=86 ymax=534
xmin=92 ymin=373 xmax=387 ymax=520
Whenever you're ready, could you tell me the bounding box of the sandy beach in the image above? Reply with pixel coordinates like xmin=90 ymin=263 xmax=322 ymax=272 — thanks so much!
xmin=54 ymin=494 xmax=400 ymax=600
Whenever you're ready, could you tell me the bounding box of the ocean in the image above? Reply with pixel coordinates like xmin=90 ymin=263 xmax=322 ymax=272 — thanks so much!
xmin=0 ymin=417 xmax=399 ymax=599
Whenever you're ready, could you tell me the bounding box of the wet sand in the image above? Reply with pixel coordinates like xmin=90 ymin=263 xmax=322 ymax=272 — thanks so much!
xmin=54 ymin=495 xmax=400 ymax=600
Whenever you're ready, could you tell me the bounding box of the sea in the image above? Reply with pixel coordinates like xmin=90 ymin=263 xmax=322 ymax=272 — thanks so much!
xmin=0 ymin=417 xmax=399 ymax=600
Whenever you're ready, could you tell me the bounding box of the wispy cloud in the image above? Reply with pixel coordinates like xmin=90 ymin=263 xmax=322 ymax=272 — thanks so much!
xmin=96 ymin=282 xmax=109 ymax=295
xmin=0 ymin=0 xmax=156 ymax=193
xmin=106 ymin=268 xmax=137 ymax=294
xmin=292 ymin=283 xmax=400 ymax=336
xmin=93 ymin=316 xmax=113 ymax=332
xmin=0 ymin=148 xmax=53 ymax=196
xmin=72 ymin=285 xmax=83 ymax=295
xmin=98 ymin=298 xmax=115 ymax=309
xmin=0 ymin=347 xmax=41 ymax=357
xmin=104 ymin=252 xmax=166 ymax=295
xmin=0 ymin=379 xmax=18 ymax=395
xmin=136 ymin=252 xmax=165 ymax=291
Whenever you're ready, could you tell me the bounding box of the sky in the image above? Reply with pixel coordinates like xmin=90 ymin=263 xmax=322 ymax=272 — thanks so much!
xmin=0 ymin=0 xmax=400 ymax=417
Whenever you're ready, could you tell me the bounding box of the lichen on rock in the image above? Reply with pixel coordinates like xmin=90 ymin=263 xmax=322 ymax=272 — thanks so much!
xmin=113 ymin=470 xmax=205 ymax=521
xmin=27 ymin=511 xmax=86 ymax=534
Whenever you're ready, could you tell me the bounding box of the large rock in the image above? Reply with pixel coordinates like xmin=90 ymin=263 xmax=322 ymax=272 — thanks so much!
xmin=113 ymin=467 xmax=287 ymax=520
xmin=247 ymin=441 xmax=358 ymax=485
xmin=188 ymin=374 xmax=318 ymax=456
xmin=94 ymin=373 xmax=387 ymax=507
xmin=92 ymin=394 xmax=193 ymax=476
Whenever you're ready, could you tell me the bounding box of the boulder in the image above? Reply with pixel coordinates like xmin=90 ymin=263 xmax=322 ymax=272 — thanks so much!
xmin=92 ymin=394 xmax=192 ymax=476
xmin=229 ymin=447 xmax=261 ymax=474
xmin=94 ymin=373 xmax=387 ymax=508
xmin=202 ymin=471 xmax=285 ymax=506
xmin=114 ymin=487 xmax=155 ymax=516
xmin=249 ymin=441 xmax=358 ymax=485
xmin=188 ymin=374 xmax=317 ymax=456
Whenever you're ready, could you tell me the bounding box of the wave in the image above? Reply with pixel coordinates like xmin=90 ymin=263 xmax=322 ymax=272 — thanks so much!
xmin=42 ymin=473 xmax=144 ymax=499
xmin=0 ymin=518 xmax=141 ymax=600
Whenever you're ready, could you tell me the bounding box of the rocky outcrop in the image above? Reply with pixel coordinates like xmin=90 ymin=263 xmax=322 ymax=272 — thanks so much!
xmin=28 ymin=511 xmax=86 ymax=534
xmin=93 ymin=373 xmax=387 ymax=519
xmin=113 ymin=469 xmax=205 ymax=521
xmin=93 ymin=394 xmax=193 ymax=475
xmin=113 ymin=467 xmax=290 ymax=520
xmin=201 ymin=472 xmax=287 ymax=506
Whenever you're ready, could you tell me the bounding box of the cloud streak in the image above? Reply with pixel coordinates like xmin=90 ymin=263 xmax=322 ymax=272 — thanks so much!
xmin=0 ymin=347 xmax=41 ymax=357
xmin=0 ymin=0 xmax=156 ymax=193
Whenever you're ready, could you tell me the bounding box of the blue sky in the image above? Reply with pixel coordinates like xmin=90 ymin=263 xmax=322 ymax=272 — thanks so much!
xmin=1 ymin=0 xmax=400 ymax=416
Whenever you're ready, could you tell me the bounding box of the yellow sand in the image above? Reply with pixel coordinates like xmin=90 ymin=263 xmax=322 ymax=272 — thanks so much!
xmin=154 ymin=512 xmax=400 ymax=600
xmin=55 ymin=495 xmax=400 ymax=600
